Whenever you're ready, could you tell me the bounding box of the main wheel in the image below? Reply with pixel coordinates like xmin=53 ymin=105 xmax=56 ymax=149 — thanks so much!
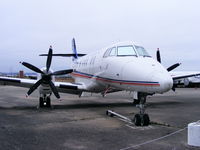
xmin=39 ymin=97 xmax=44 ymax=108
xmin=133 ymin=114 xmax=141 ymax=126
xmin=46 ymin=97 xmax=51 ymax=107
xmin=141 ymin=114 xmax=150 ymax=126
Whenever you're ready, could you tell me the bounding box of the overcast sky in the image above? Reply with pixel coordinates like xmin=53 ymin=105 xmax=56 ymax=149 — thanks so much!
xmin=0 ymin=0 xmax=200 ymax=72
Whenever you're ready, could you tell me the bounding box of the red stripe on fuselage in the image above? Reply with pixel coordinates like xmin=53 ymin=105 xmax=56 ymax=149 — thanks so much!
xmin=71 ymin=72 xmax=160 ymax=86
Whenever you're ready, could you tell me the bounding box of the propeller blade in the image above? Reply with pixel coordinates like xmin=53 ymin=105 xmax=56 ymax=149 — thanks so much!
xmin=22 ymin=62 xmax=44 ymax=74
xmin=167 ymin=63 xmax=181 ymax=72
xmin=46 ymin=46 xmax=53 ymax=72
xmin=27 ymin=79 xmax=43 ymax=96
xmin=49 ymin=81 xmax=60 ymax=99
xmin=51 ymin=69 xmax=73 ymax=76
xmin=156 ymin=48 xmax=161 ymax=63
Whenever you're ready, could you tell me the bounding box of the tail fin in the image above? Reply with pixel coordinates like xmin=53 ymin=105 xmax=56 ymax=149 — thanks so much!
xmin=72 ymin=38 xmax=78 ymax=60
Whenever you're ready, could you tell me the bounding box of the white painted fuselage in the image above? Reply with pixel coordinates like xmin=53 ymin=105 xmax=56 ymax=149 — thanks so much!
xmin=71 ymin=42 xmax=173 ymax=94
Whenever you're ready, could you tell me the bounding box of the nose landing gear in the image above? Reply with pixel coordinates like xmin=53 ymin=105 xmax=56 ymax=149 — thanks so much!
xmin=133 ymin=92 xmax=150 ymax=126
xmin=39 ymin=94 xmax=51 ymax=108
xmin=133 ymin=105 xmax=150 ymax=126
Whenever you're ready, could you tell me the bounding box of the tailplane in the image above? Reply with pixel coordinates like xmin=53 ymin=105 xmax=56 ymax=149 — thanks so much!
xmin=39 ymin=38 xmax=86 ymax=58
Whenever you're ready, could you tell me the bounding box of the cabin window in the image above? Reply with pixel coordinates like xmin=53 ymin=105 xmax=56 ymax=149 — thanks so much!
xmin=135 ymin=45 xmax=151 ymax=57
xmin=117 ymin=46 xmax=137 ymax=56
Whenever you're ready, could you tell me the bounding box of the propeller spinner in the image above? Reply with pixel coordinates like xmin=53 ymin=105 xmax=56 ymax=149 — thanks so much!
xmin=21 ymin=46 xmax=73 ymax=99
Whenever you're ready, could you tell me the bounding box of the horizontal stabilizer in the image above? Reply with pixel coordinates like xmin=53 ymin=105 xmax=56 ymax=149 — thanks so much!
xmin=39 ymin=53 xmax=86 ymax=57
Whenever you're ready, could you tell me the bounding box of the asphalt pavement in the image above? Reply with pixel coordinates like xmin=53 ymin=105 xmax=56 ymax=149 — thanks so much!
xmin=0 ymin=86 xmax=200 ymax=150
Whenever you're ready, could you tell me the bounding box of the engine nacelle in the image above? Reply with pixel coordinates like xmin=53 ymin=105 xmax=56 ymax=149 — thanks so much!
xmin=37 ymin=67 xmax=55 ymax=95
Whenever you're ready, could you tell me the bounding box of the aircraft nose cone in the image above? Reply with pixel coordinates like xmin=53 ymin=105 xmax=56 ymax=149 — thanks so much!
xmin=160 ymin=76 xmax=173 ymax=92
xmin=152 ymin=72 xmax=173 ymax=93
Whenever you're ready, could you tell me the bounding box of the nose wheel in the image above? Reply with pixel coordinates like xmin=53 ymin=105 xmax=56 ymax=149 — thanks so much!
xmin=133 ymin=113 xmax=150 ymax=126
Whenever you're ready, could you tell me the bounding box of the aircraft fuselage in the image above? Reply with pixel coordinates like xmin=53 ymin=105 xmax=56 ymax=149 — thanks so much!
xmin=71 ymin=42 xmax=173 ymax=94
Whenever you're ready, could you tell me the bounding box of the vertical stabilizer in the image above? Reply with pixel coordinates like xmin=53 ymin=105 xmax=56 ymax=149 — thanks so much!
xmin=72 ymin=38 xmax=78 ymax=61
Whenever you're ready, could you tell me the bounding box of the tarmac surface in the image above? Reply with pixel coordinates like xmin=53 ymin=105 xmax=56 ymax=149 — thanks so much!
xmin=0 ymin=86 xmax=200 ymax=150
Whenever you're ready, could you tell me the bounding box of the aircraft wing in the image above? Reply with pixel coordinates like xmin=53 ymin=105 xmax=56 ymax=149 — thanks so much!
xmin=0 ymin=76 xmax=36 ymax=88
xmin=170 ymin=71 xmax=200 ymax=80
xmin=55 ymin=81 xmax=84 ymax=95
xmin=0 ymin=76 xmax=84 ymax=95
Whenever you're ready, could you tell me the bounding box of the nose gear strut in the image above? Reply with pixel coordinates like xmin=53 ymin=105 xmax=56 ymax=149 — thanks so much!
xmin=133 ymin=92 xmax=150 ymax=126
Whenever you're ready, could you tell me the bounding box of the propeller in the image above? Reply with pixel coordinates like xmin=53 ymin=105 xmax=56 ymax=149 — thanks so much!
xmin=156 ymin=48 xmax=180 ymax=72
xmin=167 ymin=63 xmax=181 ymax=72
xmin=156 ymin=48 xmax=181 ymax=92
xmin=21 ymin=46 xmax=73 ymax=98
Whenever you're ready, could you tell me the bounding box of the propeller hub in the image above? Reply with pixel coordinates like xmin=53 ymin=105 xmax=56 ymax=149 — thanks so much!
xmin=41 ymin=74 xmax=52 ymax=84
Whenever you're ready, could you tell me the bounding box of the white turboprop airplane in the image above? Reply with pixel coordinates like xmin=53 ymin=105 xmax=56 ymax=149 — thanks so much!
xmin=0 ymin=38 xmax=200 ymax=126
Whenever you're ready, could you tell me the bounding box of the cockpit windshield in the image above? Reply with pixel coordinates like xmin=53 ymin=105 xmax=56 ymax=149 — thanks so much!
xmin=103 ymin=44 xmax=151 ymax=58
xmin=134 ymin=45 xmax=151 ymax=57
xmin=117 ymin=46 xmax=137 ymax=56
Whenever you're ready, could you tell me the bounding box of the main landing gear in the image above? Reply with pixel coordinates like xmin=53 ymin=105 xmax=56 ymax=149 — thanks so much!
xmin=39 ymin=94 xmax=51 ymax=108
xmin=133 ymin=92 xmax=150 ymax=126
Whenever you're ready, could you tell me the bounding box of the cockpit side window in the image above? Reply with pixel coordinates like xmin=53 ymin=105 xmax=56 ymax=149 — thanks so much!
xmin=117 ymin=45 xmax=137 ymax=56
xmin=103 ymin=47 xmax=116 ymax=58
xmin=103 ymin=48 xmax=111 ymax=58
xmin=109 ymin=47 xmax=116 ymax=56
xmin=135 ymin=45 xmax=151 ymax=57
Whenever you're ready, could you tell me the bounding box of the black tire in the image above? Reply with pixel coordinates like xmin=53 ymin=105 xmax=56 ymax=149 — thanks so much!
xmin=106 ymin=110 xmax=109 ymax=115
xmin=141 ymin=114 xmax=150 ymax=126
xmin=133 ymin=99 xmax=140 ymax=105
xmin=39 ymin=97 xmax=44 ymax=108
xmin=46 ymin=97 xmax=51 ymax=107
xmin=133 ymin=114 xmax=141 ymax=126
